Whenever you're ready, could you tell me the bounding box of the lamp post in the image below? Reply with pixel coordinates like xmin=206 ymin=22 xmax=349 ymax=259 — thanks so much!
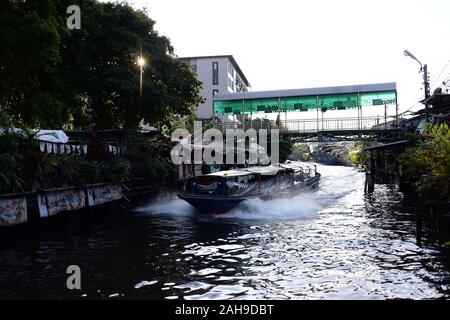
xmin=404 ymin=50 xmax=430 ymax=123
xmin=137 ymin=56 xmax=146 ymax=98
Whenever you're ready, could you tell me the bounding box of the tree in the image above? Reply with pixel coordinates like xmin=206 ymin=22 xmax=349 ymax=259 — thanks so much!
xmin=59 ymin=0 xmax=203 ymax=129
xmin=0 ymin=0 xmax=202 ymax=130
xmin=271 ymin=133 xmax=293 ymax=163
xmin=291 ymin=144 xmax=311 ymax=161
xmin=0 ymin=0 xmax=71 ymax=128
xmin=398 ymin=123 xmax=450 ymax=204
xmin=348 ymin=144 xmax=368 ymax=166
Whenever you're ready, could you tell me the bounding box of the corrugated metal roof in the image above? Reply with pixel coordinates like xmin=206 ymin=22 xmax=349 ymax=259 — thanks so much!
xmin=207 ymin=170 xmax=253 ymax=177
xmin=363 ymin=140 xmax=411 ymax=151
xmin=214 ymin=82 xmax=397 ymax=101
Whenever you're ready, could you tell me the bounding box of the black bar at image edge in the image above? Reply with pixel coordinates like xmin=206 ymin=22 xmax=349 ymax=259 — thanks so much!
xmin=0 ymin=300 xmax=447 ymax=319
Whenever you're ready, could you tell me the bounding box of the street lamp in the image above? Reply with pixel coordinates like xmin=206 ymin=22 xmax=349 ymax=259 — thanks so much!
xmin=403 ymin=50 xmax=422 ymax=70
xmin=404 ymin=49 xmax=430 ymax=123
xmin=137 ymin=56 xmax=146 ymax=98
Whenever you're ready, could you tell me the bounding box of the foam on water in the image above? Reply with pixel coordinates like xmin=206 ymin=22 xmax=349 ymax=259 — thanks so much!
xmin=222 ymin=193 xmax=321 ymax=221
xmin=135 ymin=197 xmax=194 ymax=216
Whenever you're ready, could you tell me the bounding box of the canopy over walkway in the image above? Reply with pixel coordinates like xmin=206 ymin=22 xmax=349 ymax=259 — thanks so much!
xmin=211 ymin=82 xmax=401 ymax=142
xmin=214 ymin=82 xmax=397 ymax=115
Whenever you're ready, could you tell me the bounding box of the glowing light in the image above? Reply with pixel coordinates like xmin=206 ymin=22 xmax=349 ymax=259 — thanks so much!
xmin=137 ymin=57 xmax=145 ymax=67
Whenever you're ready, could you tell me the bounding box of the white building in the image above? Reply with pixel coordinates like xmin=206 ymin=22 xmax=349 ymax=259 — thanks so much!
xmin=179 ymin=55 xmax=251 ymax=119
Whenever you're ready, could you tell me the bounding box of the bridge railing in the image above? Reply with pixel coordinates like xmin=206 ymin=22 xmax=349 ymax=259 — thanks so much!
xmin=213 ymin=116 xmax=398 ymax=133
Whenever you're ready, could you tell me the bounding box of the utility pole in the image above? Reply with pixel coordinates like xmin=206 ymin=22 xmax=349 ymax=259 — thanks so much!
xmin=395 ymin=91 xmax=399 ymax=130
xmin=140 ymin=64 xmax=143 ymax=98
xmin=277 ymin=97 xmax=281 ymax=129
xmin=404 ymin=50 xmax=430 ymax=124
xmin=423 ymin=64 xmax=430 ymax=124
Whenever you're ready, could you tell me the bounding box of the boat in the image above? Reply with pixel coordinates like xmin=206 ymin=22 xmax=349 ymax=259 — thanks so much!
xmin=178 ymin=161 xmax=321 ymax=214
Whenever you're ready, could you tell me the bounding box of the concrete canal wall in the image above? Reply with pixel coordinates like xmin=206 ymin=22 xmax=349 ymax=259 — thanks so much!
xmin=0 ymin=184 xmax=123 ymax=227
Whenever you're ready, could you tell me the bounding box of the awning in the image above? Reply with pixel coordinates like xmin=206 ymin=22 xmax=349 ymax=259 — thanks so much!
xmin=0 ymin=128 xmax=69 ymax=144
xmin=363 ymin=140 xmax=411 ymax=151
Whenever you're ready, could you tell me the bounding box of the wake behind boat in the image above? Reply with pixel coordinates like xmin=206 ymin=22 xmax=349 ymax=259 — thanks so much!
xmin=178 ymin=161 xmax=321 ymax=214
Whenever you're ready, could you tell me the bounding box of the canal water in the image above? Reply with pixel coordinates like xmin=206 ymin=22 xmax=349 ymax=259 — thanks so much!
xmin=0 ymin=164 xmax=449 ymax=299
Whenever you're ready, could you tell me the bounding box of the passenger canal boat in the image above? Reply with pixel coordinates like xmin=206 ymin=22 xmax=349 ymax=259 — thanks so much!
xmin=178 ymin=161 xmax=321 ymax=214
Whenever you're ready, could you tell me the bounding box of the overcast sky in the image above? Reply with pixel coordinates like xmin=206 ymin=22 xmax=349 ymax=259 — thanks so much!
xmin=101 ymin=0 xmax=450 ymax=117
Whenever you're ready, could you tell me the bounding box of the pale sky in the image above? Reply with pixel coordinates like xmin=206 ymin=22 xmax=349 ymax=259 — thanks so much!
xmin=101 ymin=0 xmax=450 ymax=118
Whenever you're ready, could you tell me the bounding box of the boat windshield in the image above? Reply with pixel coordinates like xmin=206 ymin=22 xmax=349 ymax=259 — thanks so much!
xmin=225 ymin=174 xmax=258 ymax=196
xmin=195 ymin=175 xmax=221 ymax=192
xmin=185 ymin=173 xmax=258 ymax=197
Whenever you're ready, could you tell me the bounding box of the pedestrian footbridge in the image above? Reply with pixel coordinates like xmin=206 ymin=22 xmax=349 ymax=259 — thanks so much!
xmin=211 ymin=82 xmax=401 ymax=142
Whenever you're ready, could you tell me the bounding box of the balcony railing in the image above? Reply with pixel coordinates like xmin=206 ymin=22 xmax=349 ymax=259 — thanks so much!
xmin=211 ymin=116 xmax=399 ymax=133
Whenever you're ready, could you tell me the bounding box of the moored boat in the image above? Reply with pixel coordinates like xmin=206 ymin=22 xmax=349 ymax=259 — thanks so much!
xmin=178 ymin=161 xmax=321 ymax=214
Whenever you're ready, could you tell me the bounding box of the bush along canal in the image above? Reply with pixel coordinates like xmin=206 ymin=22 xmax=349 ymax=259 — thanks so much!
xmin=0 ymin=126 xmax=177 ymax=228
xmin=363 ymin=123 xmax=450 ymax=247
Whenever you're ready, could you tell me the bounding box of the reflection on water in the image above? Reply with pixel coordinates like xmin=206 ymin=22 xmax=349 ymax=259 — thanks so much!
xmin=0 ymin=165 xmax=449 ymax=299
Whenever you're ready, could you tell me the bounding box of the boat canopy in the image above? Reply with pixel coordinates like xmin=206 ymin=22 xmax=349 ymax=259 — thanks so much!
xmin=280 ymin=163 xmax=304 ymax=171
xmin=204 ymin=162 xmax=313 ymax=179
xmin=207 ymin=170 xmax=253 ymax=178
xmin=207 ymin=166 xmax=283 ymax=178
xmin=242 ymin=166 xmax=281 ymax=176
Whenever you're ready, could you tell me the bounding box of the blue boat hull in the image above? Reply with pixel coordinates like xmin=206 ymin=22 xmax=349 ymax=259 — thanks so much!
xmin=178 ymin=195 xmax=245 ymax=214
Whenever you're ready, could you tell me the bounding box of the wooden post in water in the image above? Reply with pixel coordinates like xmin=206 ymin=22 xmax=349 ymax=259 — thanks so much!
xmin=366 ymin=150 xmax=375 ymax=193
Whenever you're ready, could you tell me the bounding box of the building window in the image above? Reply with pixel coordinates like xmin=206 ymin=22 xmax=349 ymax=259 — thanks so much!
xmin=212 ymin=89 xmax=219 ymax=97
xmin=212 ymin=61 xmax=218 ymax=85
xmin=191 ymin=64 xmax=197 ymax=73
xmin=227 ymin=78 xmax=233 ymax=92
xmin=228 ymin=63 xmax=234 ymax=78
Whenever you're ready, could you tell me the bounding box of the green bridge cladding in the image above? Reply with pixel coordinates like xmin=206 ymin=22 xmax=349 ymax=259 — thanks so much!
xmin=214 ymin=82 xmax=397 ymax=115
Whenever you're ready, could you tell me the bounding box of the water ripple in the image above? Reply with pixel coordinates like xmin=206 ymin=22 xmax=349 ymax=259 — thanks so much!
xmin=0 ymin=165 xmax=449 ymax=299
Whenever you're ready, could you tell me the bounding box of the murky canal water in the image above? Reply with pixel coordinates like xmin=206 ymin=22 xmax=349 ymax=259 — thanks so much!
xmin=0 ymin=165 xmax=449 ymax=299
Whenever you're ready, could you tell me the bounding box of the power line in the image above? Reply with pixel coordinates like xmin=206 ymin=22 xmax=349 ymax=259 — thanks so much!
xmin=397 ymin=95 xmax=424 ymax=116
xmin=431 ymin=58 xmax=450 ymax=88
